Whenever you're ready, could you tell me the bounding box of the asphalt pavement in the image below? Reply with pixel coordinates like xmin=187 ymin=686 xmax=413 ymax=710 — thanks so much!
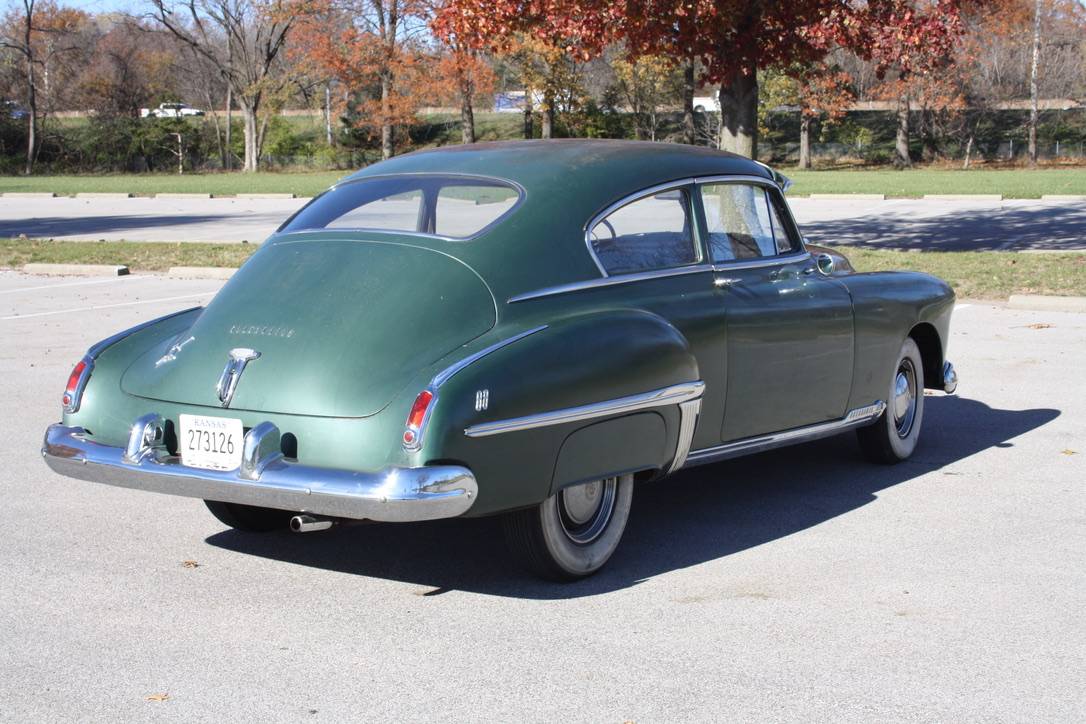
xmin=2 ymin=195 xmax=1085 ymax=251
xmin=1 ymin=272 xmax=1083 ymax=721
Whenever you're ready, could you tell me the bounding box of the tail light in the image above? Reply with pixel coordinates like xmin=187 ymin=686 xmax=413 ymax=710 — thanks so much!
xmin=402 ymin=389 xmax=435 ymax=451
xmin=62 ymin=356 xmax=93 ymax=414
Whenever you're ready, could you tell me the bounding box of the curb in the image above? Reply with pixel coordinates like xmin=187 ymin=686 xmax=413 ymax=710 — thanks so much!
xmin=155 ymin=193 xmax=213 ymax=199
xmin=3 ymin=192 xmax=56 ymax=198
xmin=923 ymin=194 xmax=1004 ymax=201
xmin=75 ymin=192 xmax=133 ymax=199
xmin=1007 ymin=294 xmax=1086 ymax=313
xmin=23 ymin=263 xmax=129 ymax=277
xmin=235 ymin=193 xmax=296 ymax=199
xmin=808 ymin=193 xmax=886 ymax=201
xmin=167 ymin=266 xmax=237 ymax=280
xmin=1040 ymin=195 xmax=1086 ymax=201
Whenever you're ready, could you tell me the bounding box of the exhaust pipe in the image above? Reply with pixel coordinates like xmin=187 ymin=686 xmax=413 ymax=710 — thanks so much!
xmin=290 ymin=514 xmax=334 ymax=533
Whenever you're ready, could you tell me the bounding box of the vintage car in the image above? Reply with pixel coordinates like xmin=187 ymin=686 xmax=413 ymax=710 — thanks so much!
xmin=42 ymin=140 xmax=957 ymax=581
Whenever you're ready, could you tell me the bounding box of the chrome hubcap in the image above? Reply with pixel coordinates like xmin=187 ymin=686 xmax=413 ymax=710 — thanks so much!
xmin=557 ymin=477 xmax=617 ymax=545
xmin=893 ymin=360 xmax=917 ymax=438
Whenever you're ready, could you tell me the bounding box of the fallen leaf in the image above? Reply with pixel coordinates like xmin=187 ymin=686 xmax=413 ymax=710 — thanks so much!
xmin=1025 ymin=323 xmax=1054 ymax=329
xmin=181 ymin=560 xmax=199 ymax=569
xmin=146 ymin=693 xmax=169 ymax=702
xmin=1062 ymin=449 xmax=1077 ymax=456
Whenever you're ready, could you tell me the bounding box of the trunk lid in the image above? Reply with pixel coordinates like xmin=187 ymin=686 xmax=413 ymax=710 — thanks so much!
xmin=121 ymin=238 xmax=496 ymax=418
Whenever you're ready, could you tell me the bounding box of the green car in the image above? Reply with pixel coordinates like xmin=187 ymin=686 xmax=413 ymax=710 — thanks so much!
xmin=42 ymin=140 xmax=957 ymax=581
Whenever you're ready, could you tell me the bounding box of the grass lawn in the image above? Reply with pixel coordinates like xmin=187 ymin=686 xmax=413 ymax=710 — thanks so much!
xmin=2 ymin=238 xmax=1084 ymax=300
xmin=786 ymin=167 xmax=1086 ymax=198
xmin=0 ymin=171 xmax=345 ymax=197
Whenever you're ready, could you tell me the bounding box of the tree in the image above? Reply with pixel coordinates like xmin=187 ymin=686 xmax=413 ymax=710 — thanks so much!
xmin=147 ymin=0 xmax=302 ymax=172
xmin=0 ymin=0 xmax=86 ymax=174
xmin=612 ymin=53 xmax=678 ymax=141
xmin=1027 ymin=0 xmax=1042 ymax=166
xmin=431 ymin=48 xmax=494 ymax=143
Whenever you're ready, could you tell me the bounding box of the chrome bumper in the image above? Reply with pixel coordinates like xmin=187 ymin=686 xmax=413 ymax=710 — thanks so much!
xmin=943 ymin=361 xmax=958 ymax=394
xmin=42 ymin=416 xmax=477 ymax=522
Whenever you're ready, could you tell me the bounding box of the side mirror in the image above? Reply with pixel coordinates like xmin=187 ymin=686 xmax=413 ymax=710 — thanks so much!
xmin=815 ymin=253 xmax=835 ymax=276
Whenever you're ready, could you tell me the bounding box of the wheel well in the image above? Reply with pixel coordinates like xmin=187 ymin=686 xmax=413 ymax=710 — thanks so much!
xmin=909 ymin=323 xmax=943 ymax=390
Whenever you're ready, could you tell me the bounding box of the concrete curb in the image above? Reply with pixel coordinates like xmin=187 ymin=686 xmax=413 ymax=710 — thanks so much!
xmin=155 ymin=193 xmax=212 ymax=199
xmin=167 ymin=266 xmax=237 ymax=280
xmin=23 ymin=263 xmax=129 ymax=277
xmin=235 ymin=193 xmax=296 ymax=199
xmin=923 ymin=194 xmax=1004 ymax=201
xmin=1007 ymin=294 xmax=1086 ymax=313
xmin=1040 ymin=195 xmax=1086 ymax=201
xmin=75 ymin=192 xmax=133 ymax=199
xmin=808 ymin=193 xmax=886 ymax=201
xmin=3 ymin=192 xmax=56 ymax=198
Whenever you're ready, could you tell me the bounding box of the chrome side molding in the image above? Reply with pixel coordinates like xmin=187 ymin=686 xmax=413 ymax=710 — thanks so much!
xmin=464 ymin=381 xmax=706 ymax=438
xmin=684 ymin=401 xmax=887 ymax=468
xmin=430 ymin=325 xmax=548 ymax=388
xmin=667 ymin=398 xmax=702 ymax=474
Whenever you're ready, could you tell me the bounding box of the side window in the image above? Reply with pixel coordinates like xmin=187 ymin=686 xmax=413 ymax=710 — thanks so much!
xmin=767 ymin=193 xmax=801 ymax=254
xmin=589 ymin=189 xmax=698 ymax=275
xmin=700 ymin=183 xmax=796 ymax=262
xmin=325 ymin=189 xmax=423 ymax=231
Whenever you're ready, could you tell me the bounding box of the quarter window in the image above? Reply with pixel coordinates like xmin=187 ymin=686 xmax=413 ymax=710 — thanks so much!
xmin=700 ymin=183 xmax=799 ymax=262
xmin=589 ymin=189 xmax=698 ymax=275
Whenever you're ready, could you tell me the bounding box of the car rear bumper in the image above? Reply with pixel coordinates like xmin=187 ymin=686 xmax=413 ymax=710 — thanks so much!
xmin=943 ymin=361 xmax=958 ymax=394
xmin=42 ymin=416 xmax=477 ymax=522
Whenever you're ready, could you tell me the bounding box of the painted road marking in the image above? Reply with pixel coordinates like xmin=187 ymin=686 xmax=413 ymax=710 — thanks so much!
xmin=0 ymin=276 xmax=144 ymax=295
xmin=1 ymin=292 xmax=216 ymax=321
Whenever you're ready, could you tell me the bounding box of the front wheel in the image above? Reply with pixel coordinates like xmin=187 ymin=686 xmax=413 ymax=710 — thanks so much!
xmin=204 ymin=500 xmax=293 ymax=532
xmin=502 ymin=474 xmax=634 ymax=581
xmin=856 ymin=336 xmax=925 ymax=464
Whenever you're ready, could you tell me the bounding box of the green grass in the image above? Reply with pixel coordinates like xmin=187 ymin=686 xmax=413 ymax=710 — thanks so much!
xmin=785 ymin=167 xmax=1085 ymax=198
xmin=2 ymin=238 xmax=1084 ymax=299
xmin=833 ymin=247 xmax=1086 ymax=299
xmin=1 ymin=164 xmax=1082 ymax=198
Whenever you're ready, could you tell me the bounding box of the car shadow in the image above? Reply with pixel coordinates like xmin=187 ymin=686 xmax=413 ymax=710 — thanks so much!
xmin=205 ymin=396 xmax=1059 ymax=599
xmin=0 ymin=214 xmax=241 ymax=238
xmin=803 ymin=204 xmax=1086 ymax=251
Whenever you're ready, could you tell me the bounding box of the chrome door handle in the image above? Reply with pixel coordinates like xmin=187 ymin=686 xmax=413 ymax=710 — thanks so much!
xmin=713 ymin=277 xmax=741 ymax=288
xmin=802 ymin=265 xmax=816 ymax=275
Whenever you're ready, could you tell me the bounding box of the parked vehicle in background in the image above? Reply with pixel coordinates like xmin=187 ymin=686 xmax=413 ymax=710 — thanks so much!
xmin=3 ymin=101 xmax=28 ymax=120
xmin=693 ymin=91 xmax=719 ymax=113
xmin=42 ymin=140 xmax=958 ymax=581
xmin=140 ymin=102 xmax=206 ymax=118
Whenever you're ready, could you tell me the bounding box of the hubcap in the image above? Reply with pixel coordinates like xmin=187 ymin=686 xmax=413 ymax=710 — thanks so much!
xmin=893 ymin=359 xmax=917 ymax=438
xmin=557 ymin=477 xmax=617 ymax=545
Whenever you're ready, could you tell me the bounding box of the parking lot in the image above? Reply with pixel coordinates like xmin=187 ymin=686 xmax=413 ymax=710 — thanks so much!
xmin=1 ymin=271 xmax=1084 ymax=721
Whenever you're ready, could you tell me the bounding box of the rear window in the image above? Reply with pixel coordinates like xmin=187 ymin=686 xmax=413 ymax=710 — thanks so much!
xmin=280 ymin=175 xmax=521 ymax=239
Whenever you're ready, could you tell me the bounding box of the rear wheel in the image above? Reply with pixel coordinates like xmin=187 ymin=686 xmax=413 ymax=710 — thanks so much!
xmin=856 ymin=337 xmax=925 ymax=464
xmin=502 ymin=474 xmax=634 ymax=581
xmin=204 ymin=500 xmax=292 ymax=532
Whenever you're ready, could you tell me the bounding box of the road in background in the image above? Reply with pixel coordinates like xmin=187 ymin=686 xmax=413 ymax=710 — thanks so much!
xmin=1 ymin=272 xmax=1083 ymax=720
xmin=2 ymin=196 xmax=1085 ymax=251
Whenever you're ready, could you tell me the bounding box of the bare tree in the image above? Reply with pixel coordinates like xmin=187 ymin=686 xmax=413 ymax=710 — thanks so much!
xmin=147 ymin=0 xmax=298 ymax=172
xmin=1027 ymin=0 xmax=1042 ymax=166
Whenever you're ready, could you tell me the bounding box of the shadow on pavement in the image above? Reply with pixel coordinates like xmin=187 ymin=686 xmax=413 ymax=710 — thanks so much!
xmin=803 ymin=204 xmax=1086 ymax=251
xmin=0 ymin=214 xmax=232 ymax=238
xmin=205 ymin=396 xmax=1059 ymax=598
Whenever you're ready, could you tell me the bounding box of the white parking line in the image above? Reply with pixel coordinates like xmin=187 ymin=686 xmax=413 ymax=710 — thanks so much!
xmin=1 ymin=292 xmax=215 ymax=321
xmin=0 ymin=276 xmax=144 ymax=295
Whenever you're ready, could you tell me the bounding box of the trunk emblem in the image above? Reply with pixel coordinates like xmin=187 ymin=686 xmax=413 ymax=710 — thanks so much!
xmin=216 ymin=348 xmax=261 ymax=408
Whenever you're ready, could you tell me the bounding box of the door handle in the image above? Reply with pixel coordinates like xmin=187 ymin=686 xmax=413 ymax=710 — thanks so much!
xmin=802 ymin=265 xmax=816 ymax=275
xmin=713 ymin=277 xmax=741 ymax=288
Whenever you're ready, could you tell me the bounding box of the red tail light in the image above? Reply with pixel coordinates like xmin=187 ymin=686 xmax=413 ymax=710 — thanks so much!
xmin=402 ymin=389 xmax=435 ymax=450
xmin=62 ymin=357 xmax=93 ymax=413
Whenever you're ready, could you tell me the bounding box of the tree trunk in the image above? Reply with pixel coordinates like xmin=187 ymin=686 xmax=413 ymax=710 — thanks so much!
xmin=718 ymin=65 xmax=758 ymax=158
xmin=224 ymin=86 xmax=232 ymax=170
xmin=798 ymin=113 xmax=811 ymax=169
xmin=23 ymin=16 xmax=36 ymax=176
xmin=1028 ymin=0 xmax=1042 ymax=166
xmin=523 ymin=91 xmax=533 ymax=139
xmin=241 ymin=104 xmax=259 ymax=172
xmin=324 ymin=83 xmax=333 ymax=146
xmin=460 ymin=78 xmax=475 ymax=144
xmin=962 ymin=134 xmax=974 ymax=170
xmin=682 ymin=57 xmax=696 ymax=145
xmin=895 ymin=92 xmax=911 ymax=168
xmin=541 ymin=90 xmax=555 ymax=139
xmin=380 ymin=72 xmax=393 ymax=159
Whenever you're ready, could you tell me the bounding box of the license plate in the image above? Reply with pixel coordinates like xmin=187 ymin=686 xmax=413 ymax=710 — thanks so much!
xmin=179 ymin=414 xmax=243 ymax=471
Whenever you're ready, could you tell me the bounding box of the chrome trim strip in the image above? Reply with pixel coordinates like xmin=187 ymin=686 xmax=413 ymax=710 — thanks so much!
xmin=508 ymin=265 xmax=712 ymax=304
xmin=87 ymin=306 xmax=202 ymax=359
xmin=430 ymin=325 xmax=548 ymax=388
xmin=464 ymin=381 xmax=706 ymax=438
xmin=692 ymin=174 xmax=779 ymax=187
xmin=43 ymin=422 xmax=477 ymax=523
xmin=667 ymin=398 xmax=702 ymax=474
xmin=684 ymin=401 xmax=887 ymax=468
xmin=710 ymin=251 xmax=811 ymax=273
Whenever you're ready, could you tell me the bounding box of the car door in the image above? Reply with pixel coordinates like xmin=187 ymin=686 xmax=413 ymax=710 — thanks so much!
xmin=696 ymin=178 xmax=855 ymax=442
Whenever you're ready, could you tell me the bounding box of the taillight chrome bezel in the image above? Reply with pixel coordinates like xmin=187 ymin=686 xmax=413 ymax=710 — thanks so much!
xmin=402 ymin=388 xmax=436 ymax=452
xmin=62 ymin=355 xmax=94 ymax=414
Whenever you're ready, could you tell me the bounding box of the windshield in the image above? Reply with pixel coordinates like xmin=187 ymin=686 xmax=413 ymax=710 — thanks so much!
xmin=280 ymin=174 xmax=522 ymax=240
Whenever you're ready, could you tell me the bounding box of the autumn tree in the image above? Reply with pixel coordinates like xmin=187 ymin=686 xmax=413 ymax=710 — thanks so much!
xmin=0 ymin=0 xmax=86 ymax=173
xmin=431 ymin=47 xmax=494 ymax=143
xmin=147 ymin=0 xmax=302 ymax=172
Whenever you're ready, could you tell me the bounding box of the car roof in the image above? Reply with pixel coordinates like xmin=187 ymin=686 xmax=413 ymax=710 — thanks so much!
xmin=334 ymin=141 xmax=777 ymax=309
